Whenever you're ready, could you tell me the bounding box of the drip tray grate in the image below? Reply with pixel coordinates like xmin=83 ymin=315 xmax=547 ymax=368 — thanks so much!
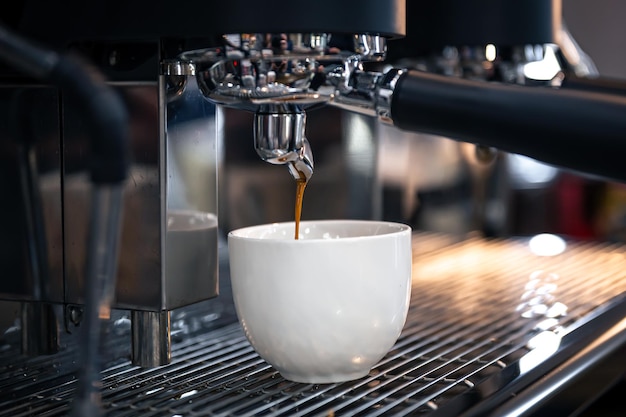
xmin=2 ymin=232 xmax=626 ymax=416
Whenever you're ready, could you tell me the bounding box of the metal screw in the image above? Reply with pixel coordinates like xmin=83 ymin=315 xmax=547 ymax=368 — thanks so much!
xmin=67 ymin=305 xmax=84 ymax=327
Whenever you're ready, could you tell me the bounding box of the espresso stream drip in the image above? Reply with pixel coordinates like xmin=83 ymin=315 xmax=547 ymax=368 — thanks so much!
xmin=294 ymin=177 xmax=308 ymax=240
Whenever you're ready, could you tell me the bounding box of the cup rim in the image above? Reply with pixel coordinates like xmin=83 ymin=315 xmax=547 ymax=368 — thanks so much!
xmin=227 ymin=219 xmax=411 ymax=242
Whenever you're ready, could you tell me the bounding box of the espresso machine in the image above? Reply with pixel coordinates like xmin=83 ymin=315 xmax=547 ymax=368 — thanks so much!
xmin=2 ymin=0 xmax=626 ymax=415
xmin=0 ymin=0 xmax=406 ymax=413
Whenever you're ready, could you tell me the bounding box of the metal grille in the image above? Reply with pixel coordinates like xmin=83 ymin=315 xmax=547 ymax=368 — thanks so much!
xmin=2 ymin=232 xmax=626 ymax=416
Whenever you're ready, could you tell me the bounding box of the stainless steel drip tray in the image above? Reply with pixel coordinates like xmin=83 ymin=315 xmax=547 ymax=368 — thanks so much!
xmin=2 ymin=232 xmax=626 ymax=416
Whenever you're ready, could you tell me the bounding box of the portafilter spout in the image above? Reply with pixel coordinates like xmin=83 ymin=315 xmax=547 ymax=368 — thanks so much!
xmin=254 ymin=111 xmax=314 ymax=181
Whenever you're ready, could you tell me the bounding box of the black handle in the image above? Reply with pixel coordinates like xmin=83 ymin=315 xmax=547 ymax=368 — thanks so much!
xmin=391 ymin=69 xmax=626 ymax=182
xmin=561 ymin=75 xmax=626 ymax=96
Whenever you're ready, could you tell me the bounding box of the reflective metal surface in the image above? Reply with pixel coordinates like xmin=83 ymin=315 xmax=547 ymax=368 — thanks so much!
xmin=191 ymin=34 xmax=385 ymax=111
xmin=187 ymin=33 xmax=388 ymax=181
xmin=63 ymin=78 xmax=219 ymax=311
xmin=131 ymin=310 xmax=171 ymax=367
xmin=0 ymin=64 xmax=220 ymax=366
xmin=254 ymin=112 xmax=314 ymax=181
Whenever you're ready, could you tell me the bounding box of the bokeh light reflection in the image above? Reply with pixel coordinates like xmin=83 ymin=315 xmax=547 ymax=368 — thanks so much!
xmin=529 ymin=233 xmax=567 ymax=257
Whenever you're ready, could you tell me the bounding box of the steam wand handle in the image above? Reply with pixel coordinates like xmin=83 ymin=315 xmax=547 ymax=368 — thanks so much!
xmin=0 ymin=23 xmax=129 ymax=416
xmin=389 ymin=69 xmax=626 ymax=182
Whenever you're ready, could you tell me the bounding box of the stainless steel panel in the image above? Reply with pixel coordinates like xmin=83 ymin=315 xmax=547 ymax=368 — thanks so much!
xmin=0 ymin=86 xmax=63 ymax=303
xmin=63 ymin=79 xmax=219 ymax=311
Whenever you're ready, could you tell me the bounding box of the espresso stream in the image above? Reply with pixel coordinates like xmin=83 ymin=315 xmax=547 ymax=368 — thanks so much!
xmin=294 ymin=178 xmax=307 ymax=239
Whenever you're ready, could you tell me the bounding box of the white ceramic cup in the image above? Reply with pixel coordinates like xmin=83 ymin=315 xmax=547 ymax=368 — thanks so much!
xmin=228 ymin=219 xmax=412 ymax=383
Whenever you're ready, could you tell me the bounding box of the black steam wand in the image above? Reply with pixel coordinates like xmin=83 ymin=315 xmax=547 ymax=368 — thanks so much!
xmin=0 ymin=24 xmax=129 ymax=416
xmin=386 ymin=69 xmax=626 ymax=183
